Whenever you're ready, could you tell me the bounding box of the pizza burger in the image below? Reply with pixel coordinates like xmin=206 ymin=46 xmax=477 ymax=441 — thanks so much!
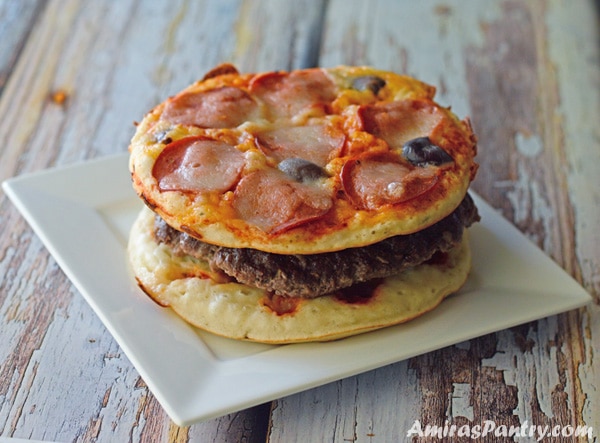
xmin=127 ymin=64 xmax=479 ymax=343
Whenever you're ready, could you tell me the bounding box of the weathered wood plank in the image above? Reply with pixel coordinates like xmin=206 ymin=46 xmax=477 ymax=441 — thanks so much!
xmin=523 ymin=0 xmax=600 ymax=433
xmin=267 ymin=0 xmax=599 ymax=441
xmin=0 ymin=0 xmax=324 ymax=441
xmin=268 ymin=361 xmax=421 ymax=442
xmin=233 ymin=0 xmax=327 ymax=71
xmin=0 ymin=0 xmax=46 ymax=94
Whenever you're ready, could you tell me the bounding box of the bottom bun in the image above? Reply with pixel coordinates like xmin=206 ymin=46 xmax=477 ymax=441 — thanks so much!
xmin=128 ymin=207 xmax=472 ymax=344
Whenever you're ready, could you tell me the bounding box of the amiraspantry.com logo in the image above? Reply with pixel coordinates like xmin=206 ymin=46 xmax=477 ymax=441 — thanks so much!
xmin=406 ymin=420 xmax=594 ymax=441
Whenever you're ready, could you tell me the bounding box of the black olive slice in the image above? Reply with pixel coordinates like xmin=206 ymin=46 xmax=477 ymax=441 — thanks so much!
xmin=402 ymin=137 xmax=453 ymax=166
xmin=278 ymin=158 xmax=328 ymax=182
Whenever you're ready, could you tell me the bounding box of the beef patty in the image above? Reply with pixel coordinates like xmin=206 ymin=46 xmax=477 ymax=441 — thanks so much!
xmin=154 ymin=194 xmax=479 ymax=298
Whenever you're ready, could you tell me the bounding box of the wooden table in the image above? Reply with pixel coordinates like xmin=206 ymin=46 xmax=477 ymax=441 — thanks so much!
xmin=1 ymin=1 xmax=598 ymax=441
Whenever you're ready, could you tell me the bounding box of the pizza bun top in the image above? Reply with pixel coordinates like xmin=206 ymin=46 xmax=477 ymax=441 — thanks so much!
xmin=129 ymin=64 xmax=478 ymax=254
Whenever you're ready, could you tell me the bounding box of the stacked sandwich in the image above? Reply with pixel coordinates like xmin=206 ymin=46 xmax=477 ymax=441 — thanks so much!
xmin=128 ymin=64 xmax=479 ymax=343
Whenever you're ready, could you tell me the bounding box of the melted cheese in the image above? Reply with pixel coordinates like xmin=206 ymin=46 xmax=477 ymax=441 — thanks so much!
xmin=129 ymin=65 xmax=477 ymax=254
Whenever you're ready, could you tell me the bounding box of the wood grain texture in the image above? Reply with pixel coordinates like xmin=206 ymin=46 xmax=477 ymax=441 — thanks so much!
xmin=268 ymin=1 xmax=600 ymax=442
xmin=0 ymin=0 xmax=321 ymax=441
xmin=0 ymin=0 xmax=598 ymax=442
xmin=0 ymin=0 xmax=46 ymax=93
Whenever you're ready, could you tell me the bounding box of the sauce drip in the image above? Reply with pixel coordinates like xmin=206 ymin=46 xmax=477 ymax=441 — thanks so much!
xmin=262 ymin=293 xmax=301 ymax=316
xmin=334 ymin=279 xmax=382 ymax=304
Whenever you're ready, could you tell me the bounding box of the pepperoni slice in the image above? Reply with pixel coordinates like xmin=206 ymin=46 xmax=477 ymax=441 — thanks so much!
xmin=358 ymin=99 xmax=446 ymax=150
xmin=249 ymin=69 xmax=336 ymax=119
xmin=255 ymin=124 xmax=345 ymax=167
xmin=153 ymin=137 xmax=245 ymax=193
xmin=161 ymin=86 xmax=258 ymax=128
xmin=341 ymin=155 xmax=438 ymax=210
xmin=233 ymin=169 xmax=333 ymax=233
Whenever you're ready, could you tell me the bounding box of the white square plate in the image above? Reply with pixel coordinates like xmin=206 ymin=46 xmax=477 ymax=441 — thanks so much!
xmin=3 ymin=154 xmax=591 ymax=426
